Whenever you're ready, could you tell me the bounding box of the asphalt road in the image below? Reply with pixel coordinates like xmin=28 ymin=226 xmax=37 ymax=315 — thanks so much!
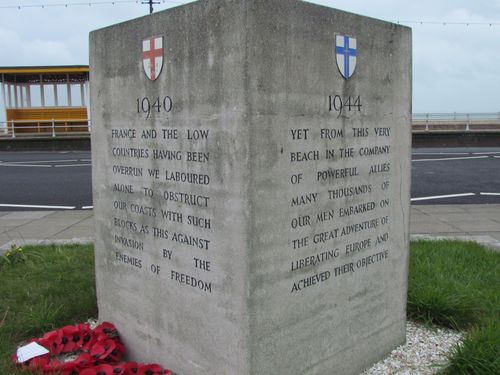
xmin=0 ymin=147 xmax=499 ymax=210
xmin=0 ymin=151 xmax=92 ymax=210
xmin=411 ymin=147 xmax=500 ymax=205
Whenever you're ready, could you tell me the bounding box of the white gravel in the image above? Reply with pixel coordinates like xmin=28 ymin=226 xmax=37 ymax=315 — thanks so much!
xmin=361 ymin=321 xmax=463 ymax=375
xmin=57 ymin=319 xmax=464 ymax=374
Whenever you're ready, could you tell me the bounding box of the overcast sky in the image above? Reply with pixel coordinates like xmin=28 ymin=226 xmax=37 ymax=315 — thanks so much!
xmin=0 ymin=0 xmax=499 ymax=113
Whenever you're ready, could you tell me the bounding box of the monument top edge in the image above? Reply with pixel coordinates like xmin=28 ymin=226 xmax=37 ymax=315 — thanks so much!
xmin=89 ymin=0 xmax=411 ymax=37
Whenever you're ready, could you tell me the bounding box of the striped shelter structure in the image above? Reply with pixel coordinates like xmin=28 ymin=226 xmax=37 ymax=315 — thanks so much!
xmin=0 ymin=66 xmax=90 ymax=137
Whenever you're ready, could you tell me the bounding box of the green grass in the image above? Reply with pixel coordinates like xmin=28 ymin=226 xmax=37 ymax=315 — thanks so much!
xmin=409 ymin=240 xmax=499 ymax=374
xmin=443 ymin=320 xmax=500 ymax=375
xmin=0 ymin=240 xmax=498 ymax=374
xmin=0 ymin=244 xmax=97 ymax=374
xmin=408 ymin=240 xmax=499 ymax=330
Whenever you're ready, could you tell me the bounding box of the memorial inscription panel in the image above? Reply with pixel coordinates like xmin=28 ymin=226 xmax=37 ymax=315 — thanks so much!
xmin=91 ymin=1 xmax=411 ymax=374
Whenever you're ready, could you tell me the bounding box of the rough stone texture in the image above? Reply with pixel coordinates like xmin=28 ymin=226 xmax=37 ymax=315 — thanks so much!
xmin=90 ymin=1 xmax=412 ymax=374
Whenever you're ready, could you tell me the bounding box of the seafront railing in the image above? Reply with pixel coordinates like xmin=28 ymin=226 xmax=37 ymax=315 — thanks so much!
xmin=0 ymin=119 xmax=91 ymax=139
xmin=412 ymin=112 xmax=500 ymax=133
xmin=1 ymin=113 xmax=499 ymax=139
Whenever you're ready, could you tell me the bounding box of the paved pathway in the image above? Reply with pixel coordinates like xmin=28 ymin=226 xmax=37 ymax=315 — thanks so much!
xmin=1 ymin=205 xmax=499 ymax=251
xmin=411 ymin=204 xmax=500 ymax=250
xmin=0 ymin=210 xmax=93 ymax=251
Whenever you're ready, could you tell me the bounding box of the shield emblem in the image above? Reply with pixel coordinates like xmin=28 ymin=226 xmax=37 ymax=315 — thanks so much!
xmin=142 ymin=36 xmax=163 ymax=81
xmin=335 ymin=34 xmax=357 ymax=79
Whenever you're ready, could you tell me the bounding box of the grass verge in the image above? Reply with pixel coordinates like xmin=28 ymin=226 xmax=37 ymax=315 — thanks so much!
xmin=409 ymin=240 xmax=499 ymax=374
xmin=0 ymin=240 xmax=498 ymax=374
xmin=0 ymin=243 xmax=97 ymax=374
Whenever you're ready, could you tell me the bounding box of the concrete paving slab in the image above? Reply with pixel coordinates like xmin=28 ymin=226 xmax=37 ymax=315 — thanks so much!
xmin=0 ymin=205 xmax=499 ymax=253
xmin=51 ymin=227 xmax=95 ymax=240
xmin=0 ymin=218 xmax=41 ymax=228
xmin=457 ymin=204 xmax=500 ymax=213
xmin=433 ymin=213 xmax=483 ymax=221
xmin=3 ymin=224 xmax=75 ymax=239
xmin=2 ymin=211 xmax=55 ymax=220
xmin=0 ymin=234 xmax=15 ymax=248
xmin=409 ymin=214 xmax=440 ymax=223
xmin=46 ymin=210 xmax=93 ymax=219
xmin=410 ymin=221 xmax=461 ymax=233
xmin=0 ymin=226 xmax=15 ymax=234
xmin=414 ymin=205 xmax=468 ymax=214
xmin=445 ymin=221 xmax=500 ymax=232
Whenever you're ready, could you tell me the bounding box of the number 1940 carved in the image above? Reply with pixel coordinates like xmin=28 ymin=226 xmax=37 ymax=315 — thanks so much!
xmin=137 ymin=96 xmax=173 ymax=119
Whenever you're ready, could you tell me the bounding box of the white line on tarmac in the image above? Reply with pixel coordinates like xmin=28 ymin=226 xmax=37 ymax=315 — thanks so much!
xmin=82 ymin=206 xmax=93 ymax=209
xmin=472 ymin=151 xmax=500 ymax=155
xmin=494 ymin=156 xmax=500 ymax=159
xmin=479 ymin=192 xmax=500 ymax=196
xmin=411 ymin=193 xmax=476 ymax=202
xmin=411 ymin=152 xmax=469 ymax=155
xmin=0 ymin=204 xmax=75 ymax=209
xmin=412 ymin=156 xmax=488 ymax=162
xmin=0 ymin=163 xmax=51 ymax=167
xmin=54 ymin=163 xmax=92 ymax=168
xmin=1 ymin=159 xmax=79 ymax=164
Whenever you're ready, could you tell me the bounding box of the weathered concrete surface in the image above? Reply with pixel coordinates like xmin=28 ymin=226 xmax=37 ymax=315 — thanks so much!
xmin=90 ymin=1 xmax=411 ymax=374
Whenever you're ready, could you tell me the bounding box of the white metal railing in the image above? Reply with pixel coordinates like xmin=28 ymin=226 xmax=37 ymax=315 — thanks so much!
xmin=412 ymin=112 xmax=500 ymax=133
xmin=0 ymin=114 xmax=499 ymax=139
xmin=412 ymin=112 xmax=500 ymax=121
xmin=0 ymin=119 xmax=91 ymax=139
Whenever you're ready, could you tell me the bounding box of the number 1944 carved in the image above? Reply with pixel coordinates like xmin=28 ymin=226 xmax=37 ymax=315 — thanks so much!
xmin=328 ymin=95 xmax=362 ymax=118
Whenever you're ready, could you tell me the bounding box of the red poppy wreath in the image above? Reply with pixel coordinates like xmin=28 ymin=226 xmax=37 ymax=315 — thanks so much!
xmin=12 ymin=322 xmax=172 ymax=375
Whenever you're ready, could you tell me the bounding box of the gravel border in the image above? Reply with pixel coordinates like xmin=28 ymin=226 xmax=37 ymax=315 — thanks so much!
xmin=361 ymin=321 xmax=463 ymax=374
xmin=39 ymin=320 xmax=465 ymax=374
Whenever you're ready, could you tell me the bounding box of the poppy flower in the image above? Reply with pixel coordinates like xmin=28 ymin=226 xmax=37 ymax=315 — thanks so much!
xmin=26 ymin=354 xmax=50 ymax=370
xmin=137 ymin=363 xmax=167 ymax=375
xmin=61 ymin=369 xmax=81 ymax=375
xmin=38 ymin=329 xmax=63 ymax=355
xmin=109 ymin=363 xmax=127 ymax=374
xmin=80 ymin=364 xmax=115 ymax=375
xmin=74 ymin=352 xmax=96 ymax=367
xmin=109 ymin=340 xmax=125 ymax=361
xmin=123 ymin=361 xmax=140 ymax=374
xmin=59 ymin=361 xmax=82 ymax=375
xmin=75 ymin=323 xmax=94 ymax=349
xmin=61 ymin=325 xmax=82 ymax=352
xmin=90 ymin=338 xmax=118 ymax=362
xmin=94 ymin=322 xmax=119 ymax=340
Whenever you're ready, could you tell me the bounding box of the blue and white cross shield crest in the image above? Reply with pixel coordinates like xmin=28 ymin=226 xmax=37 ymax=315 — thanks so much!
xmin=335 ymin=34 xmax=357 ymax=79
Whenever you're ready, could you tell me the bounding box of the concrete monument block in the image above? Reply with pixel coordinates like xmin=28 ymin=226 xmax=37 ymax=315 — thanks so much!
xmin=90 ymin=1 xmax=411 ymax=374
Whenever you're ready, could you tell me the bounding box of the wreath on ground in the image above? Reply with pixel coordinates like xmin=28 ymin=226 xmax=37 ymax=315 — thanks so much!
xmin=12 ymin=322 xmax=172 ymax=375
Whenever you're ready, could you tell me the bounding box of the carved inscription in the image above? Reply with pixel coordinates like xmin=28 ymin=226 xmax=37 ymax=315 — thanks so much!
xmin=107 ymin=97 xmax=213 ymax=293
xmin=289 ymin=94 xmax=393 ymax=293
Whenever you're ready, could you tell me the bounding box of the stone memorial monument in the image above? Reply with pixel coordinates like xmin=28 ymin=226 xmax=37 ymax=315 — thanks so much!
xmin=90 ymin=0 xmax=411 ymax=374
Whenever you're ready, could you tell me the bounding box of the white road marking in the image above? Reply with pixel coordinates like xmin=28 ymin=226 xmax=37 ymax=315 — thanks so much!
xmin=0 ymin=204 xmax=75 ymax=209
xmin=82 ymin=206 xmax=93 ymax=209
xmin=412 ymin=152 xmax=469 ymax=155
xmin=494 ymin=156 xmax=500 ymax=159
xmin=0 ymin=163 xmax=51 ymax=168
xmin=411 ymin=193 xmax=476 ymax=202
xmin=1 ymin=159 xmax=79 ymax=164
xmin=54 ymin=163 xmax=92 ymax=168
xmin=472 ymin=151 xmax=500 ymax=155
xmin=412 ymin=156 xmax=488 ymax=162
xmin=479 ymin=192 xmax=500 ymax=196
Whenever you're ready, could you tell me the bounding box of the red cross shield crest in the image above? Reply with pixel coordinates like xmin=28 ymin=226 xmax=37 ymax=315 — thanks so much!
xmin=142 ymin=36 xmax=163 ymax=81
